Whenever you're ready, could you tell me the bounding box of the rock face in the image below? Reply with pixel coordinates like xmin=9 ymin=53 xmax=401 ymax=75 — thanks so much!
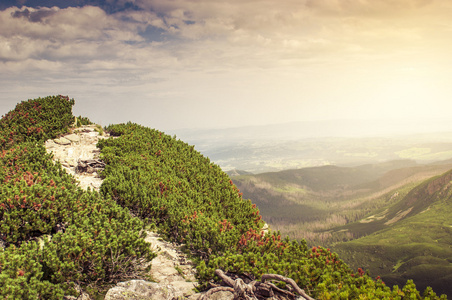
xmin=45 ymin=125 xmax=107 ymax=191
xmin=45 ymin=125 xmax=202 ymax=300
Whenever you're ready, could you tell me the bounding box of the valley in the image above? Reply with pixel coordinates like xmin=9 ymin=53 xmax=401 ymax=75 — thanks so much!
xmin=231 ymin=158 xmax=452 ymax=297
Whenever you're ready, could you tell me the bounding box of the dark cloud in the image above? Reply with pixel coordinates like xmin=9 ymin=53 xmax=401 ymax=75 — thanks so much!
xmin=139 ymin=25 xmax=167 ymax=42
xmin=11 ymin=7 xmax=57 ymax=22
xmin=1 ymin=0 xmax=141 ymax=14
xmin=2 ymin=1 xmax=83 ymax=9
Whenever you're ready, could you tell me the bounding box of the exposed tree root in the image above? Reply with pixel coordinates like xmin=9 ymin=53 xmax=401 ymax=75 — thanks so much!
xmin=200 ymin=269 xmax=316 ymax=300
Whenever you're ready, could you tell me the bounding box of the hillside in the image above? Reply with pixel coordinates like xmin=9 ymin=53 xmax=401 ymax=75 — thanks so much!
xmin=233 ymin=161 xmax=452 ymax=242
xmin=333 ymin=169 xmax=452 ymax=297
xmin=0 ymin=96 xmax=446 ymax=299
xmin=233 ymin=158 xmax=452 ymax=297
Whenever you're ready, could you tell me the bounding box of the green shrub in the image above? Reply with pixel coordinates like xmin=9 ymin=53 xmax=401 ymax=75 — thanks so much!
xmin=0 ymin=142 xmax=78 ymax=244
xmin=76 ymin=115 xmax=93 ymax=126
xmin=0 ymin=97 xmax=156 ymax=298
xmin=98 ymin=123 xmax=262 ymax=257
xmin=41 ymin=193 xmax=155 ymax=287
xmin=0 ymin=241 xmax=66 ymax=300
xmin=0 ymin=95 xmax=74 ymax=150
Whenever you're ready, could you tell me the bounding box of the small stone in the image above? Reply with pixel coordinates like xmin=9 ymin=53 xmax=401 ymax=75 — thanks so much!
xmin=205 ymin=291 xmax=234 ymax=300
xmin=65 ymin=134 xmax=81 ymax=143
xmin=262 ymin=222 xmax=269 ymax=235
xmin=171 ymin=281 xmax=197 ymax=296
xmin=54 ymin=137 xmax=71 ymax=145
xmin=187 ymin=293 xmax=203 ymax=300
xmin=67 ymin=159 xmax=77 ymax=167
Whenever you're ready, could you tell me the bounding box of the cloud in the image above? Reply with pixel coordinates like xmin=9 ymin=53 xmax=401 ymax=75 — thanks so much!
xmin=11 ymin=7 xmax=56 ymax=22
xmin=3 ymin=1 xmax=449 ymax=68
xmin=1 ymin=0 xmax=452 ymax=131
xmin=0 ymin=5 xmax=146 ymax=62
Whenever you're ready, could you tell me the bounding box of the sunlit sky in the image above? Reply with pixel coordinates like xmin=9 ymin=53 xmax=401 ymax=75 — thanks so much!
xmin=1 ymin=0 xmax=452 ymax=134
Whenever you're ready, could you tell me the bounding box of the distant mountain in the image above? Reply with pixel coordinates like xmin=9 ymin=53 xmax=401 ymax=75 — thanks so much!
xmin=233 ymin=160 xmax=452 ymax=225
xmin=226 ymin=169 xmax=253 ymax=177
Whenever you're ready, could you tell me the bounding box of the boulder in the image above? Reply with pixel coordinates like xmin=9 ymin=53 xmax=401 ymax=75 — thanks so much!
xmin=54 ymin=137 xmax=71 ymax=145
xmin=65 ymin=134 xmax=81 ymax=143
xmin=105 ymin=280 xmax=178 ymax=300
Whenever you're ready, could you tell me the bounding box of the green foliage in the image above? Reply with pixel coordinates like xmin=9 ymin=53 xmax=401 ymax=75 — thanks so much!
xmin=0 ymin=97 xmax=155 ymax=299
xmin=76 ymin=115 xmax=93 ymax=126
xmin=0 ymin=142 xmax=76 ymax=244
xmin=94 ymin=124 xmax=104 ymax=135
xmin=98 ymin=122 xmax=262 ymax=257
xmin=0 ymin=95 xmax=74 ymax=150
xmin=0 ymin=241 xmax=66 ymax=300
xmin=42 ymin=198 xmax=155 ymax=287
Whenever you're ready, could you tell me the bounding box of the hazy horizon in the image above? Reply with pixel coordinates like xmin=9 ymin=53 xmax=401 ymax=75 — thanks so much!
xmin=171 ymin=117 xmax=452 ymax=139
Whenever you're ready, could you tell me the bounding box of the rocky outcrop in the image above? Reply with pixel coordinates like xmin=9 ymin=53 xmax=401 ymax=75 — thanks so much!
xmin=105 ymin=280 xmax=185 ymax=300
xmin=45 ymin=125 xmax=106 ymax=191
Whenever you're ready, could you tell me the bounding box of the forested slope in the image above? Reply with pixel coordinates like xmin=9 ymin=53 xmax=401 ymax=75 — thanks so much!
xmin=334 ymin=169 xmax=452 ymax=297
xmin=0 ymin=96 xmax=447 ymax=299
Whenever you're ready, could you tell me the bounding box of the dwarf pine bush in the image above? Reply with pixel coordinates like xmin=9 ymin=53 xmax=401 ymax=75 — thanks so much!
xmin=0 ymin=96 xmax=156 ymax=298
xmin=0 ymin=241 xmax=66 ymax=300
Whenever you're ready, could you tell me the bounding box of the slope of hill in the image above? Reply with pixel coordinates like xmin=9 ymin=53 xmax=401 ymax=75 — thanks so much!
xmin=233 ymin=161 xmax=452 ymax=241
xmin=0 ymin=96 xmax=446 ymax=299
xmin=233 ymin=159 xmax=452 ymax=297
xmin=333 ymin=169 xmax=452 ymax=297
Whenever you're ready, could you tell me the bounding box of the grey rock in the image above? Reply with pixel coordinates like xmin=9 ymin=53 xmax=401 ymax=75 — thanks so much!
xmin=170 ymin=281 xmax=197 ymax=297
xmin=187 ymin=293 xmax=203 ymax=300
xmin=203 ymin=291 xmax=234 ymax=300
xmin=105 ymin=280 xmax=178 ymax=300
xmin=65 ymin=134 xmax=81 ymax=143
xmin=54 ymin=137 xmax=71 ymax=145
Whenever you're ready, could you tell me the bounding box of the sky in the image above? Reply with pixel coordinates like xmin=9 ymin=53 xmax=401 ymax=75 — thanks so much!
xmin=1 ymin=0 xmax=452 ymax=135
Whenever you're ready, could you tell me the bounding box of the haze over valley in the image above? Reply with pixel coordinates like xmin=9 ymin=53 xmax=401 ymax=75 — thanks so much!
xmin=173 ymin=120 xmax=452 ymax=174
